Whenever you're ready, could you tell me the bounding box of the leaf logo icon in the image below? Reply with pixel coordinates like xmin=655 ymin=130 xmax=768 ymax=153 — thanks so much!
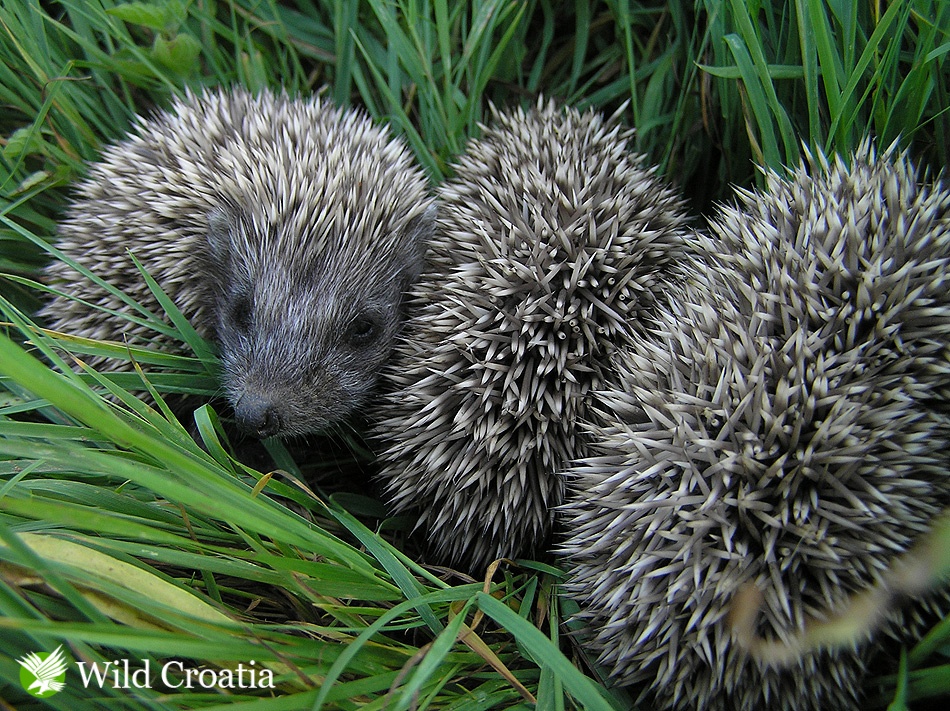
xmin=17 ymin=644 xmax=69 ymax=697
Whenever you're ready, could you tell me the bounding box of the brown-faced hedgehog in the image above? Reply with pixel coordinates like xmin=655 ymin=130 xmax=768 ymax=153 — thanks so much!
xmin=41 ymin=86 xmax=434 ymax=438
xmin=372 ymin=100 xmax=691 ymax=571
xmin=558 ymin=143 xmax=950 ymax=710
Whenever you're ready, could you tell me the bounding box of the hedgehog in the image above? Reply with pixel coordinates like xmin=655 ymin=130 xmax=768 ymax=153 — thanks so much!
xmin=558 ymin=144 xmax=950 ymax=710
xmin=372 ymin=100 xmax=691 ymax=571
xmin=41 ymin=87 xmax=434 ymax=439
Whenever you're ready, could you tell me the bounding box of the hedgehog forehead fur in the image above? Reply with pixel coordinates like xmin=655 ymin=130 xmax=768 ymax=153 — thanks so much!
xmin=43 ymin=87 xmax=433 ymax=438
xmin=373 ymin=99 xmax=691 ymax=570
xmin=559 ymin=143 xmax=950 ymax=710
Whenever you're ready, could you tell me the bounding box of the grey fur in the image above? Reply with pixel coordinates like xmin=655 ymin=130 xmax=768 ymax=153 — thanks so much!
xmin=373 ymin=100 xmax=691 ymax=570
xmin=559 ymin=144 xmax=950 ymax=710
xmin=42 ymin=87 xmax=434 ymax=438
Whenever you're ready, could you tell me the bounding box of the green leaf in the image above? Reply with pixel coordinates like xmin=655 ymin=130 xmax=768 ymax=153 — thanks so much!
xmin=4 ymin=533 xmax=237 ymax=627
xmin=151 ymin=33 xmax=201 ymax=75
xmin=3 ymin=126 xmax=47 ymax=160
xmin=107 ymin=3 xmax=170 ymax=32
xmin=887 ymin=648 xmax=911 ymax=711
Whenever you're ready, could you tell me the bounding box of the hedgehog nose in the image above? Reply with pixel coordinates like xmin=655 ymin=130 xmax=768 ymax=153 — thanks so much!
xmin=234 ymin=397 xmax=282 ymax=438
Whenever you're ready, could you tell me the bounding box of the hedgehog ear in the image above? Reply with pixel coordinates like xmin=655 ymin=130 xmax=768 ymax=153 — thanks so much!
xmin=399 ymin=203 xmax=436 ymax=286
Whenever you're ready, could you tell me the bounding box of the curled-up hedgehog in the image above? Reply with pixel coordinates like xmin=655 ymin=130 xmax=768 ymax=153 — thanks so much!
xmin=558 ymin=144 xmax=950 ymax=710
xmin=372 ymin=100 xmax=691 ymax=571
xmin=41 ymin=87 xmax=434 ymax=438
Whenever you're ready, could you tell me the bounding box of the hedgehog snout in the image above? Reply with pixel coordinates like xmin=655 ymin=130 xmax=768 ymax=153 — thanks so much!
xmin=223 ymin=358 xmax=355 ymax=438
xmin=233 ymin=393 xmax=283 ymax=438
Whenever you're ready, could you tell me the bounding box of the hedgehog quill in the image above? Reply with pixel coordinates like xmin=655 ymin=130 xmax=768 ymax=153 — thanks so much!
xmin=559 ymin=144 xmax=950 ymax=710
xmin=373 ymin=100 xmax=691 ymax=570
xmin=42 ymin=87 xmax=434 ymax=438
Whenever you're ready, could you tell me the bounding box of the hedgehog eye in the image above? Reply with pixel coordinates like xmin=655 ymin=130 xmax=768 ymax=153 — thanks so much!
xmin=346 ymin=315 xmax=381 ymax=347
xmin=231 ymin=295 xmax=253 ymax=332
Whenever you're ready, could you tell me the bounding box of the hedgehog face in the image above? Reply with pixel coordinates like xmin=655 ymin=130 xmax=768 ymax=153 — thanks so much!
xmin=205 ymin=206 xmax=430 ymax=438
xmin=40 ymin=88 xmax=435 ymax=439
xmin=214 ymin=277 xmax=400 ymax=438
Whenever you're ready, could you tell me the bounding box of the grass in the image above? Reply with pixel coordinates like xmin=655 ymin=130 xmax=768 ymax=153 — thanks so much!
xmin=1 ymin=0 xmax=949 ymax=708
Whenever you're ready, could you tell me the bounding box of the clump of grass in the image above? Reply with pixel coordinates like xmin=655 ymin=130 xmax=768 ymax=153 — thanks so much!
xmin=0 ymin=302 xmax=621 ymax=708
xmin=2 ymin=1 xmax=950 ymax=708
xmin=697 ymin=0 xmax=950 ymax=190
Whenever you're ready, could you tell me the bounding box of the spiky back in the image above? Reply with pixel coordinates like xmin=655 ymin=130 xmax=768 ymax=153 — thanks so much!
xmin=559 ymin=144 xmax=950 ymax=710
xmin=42 ymin=87 xmax=430 ymax=357
xmin=373 ymin=101 xmax=690 ymax=570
